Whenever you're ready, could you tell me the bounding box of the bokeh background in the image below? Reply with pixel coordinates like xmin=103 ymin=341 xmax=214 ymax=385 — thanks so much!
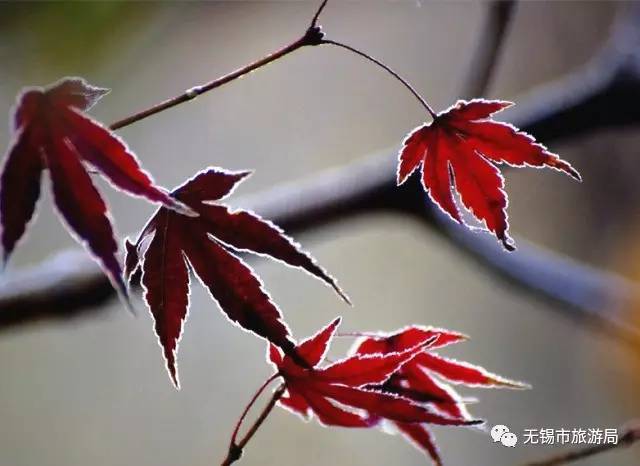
xmin=0 ymin=1 xmax=638 ymax=465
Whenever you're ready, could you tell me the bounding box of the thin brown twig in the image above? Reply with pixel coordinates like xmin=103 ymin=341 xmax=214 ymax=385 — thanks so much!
xmin=109 ymin=0 xmax=330 ymax=131
xmin=523 ymin=422 xmax=640 ymax=466
xmin=221 ymin=384 xmax=286 ymax=466
xmin=110 ymin=35 xmax=310 ymax=130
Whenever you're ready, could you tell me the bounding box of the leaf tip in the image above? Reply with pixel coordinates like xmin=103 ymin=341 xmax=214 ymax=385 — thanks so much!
xmin=95 ymin=86 xmax=111 ymax=98
xmin=557 ymin=163 xmax=582 ymax=182
xmin=548 ymin=156 xmax=582 ymax=182
xmin=501 ymin=237 xmax=516 ymax=252
xmin=169 ymin=367 xmax=181 ymax=390
xmin=569 ymin=167 xmax=582 ymax=182
xmin=164 ymin=347 xmax=181 ymax=389
xmin=396 ymin=169 xmax=408 ymax=187
xmin=236 ymin=170 xmax=254 ymax=181
xmin=490 ymin=377 xmax=531 ymax=390
xmin=334 ymin=285 xmax=352 ymax=306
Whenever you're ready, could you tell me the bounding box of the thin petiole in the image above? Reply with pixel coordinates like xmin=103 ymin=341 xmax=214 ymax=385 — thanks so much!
xmin=221 ymin=377 xmax=286 ymax=466
xmin=321 ymin=39 xmax=438 ymax=120
xmin=310 ymin=0 xmax=329 ymax=27
xmin=228 ymin=373 xmax=280 ymax=447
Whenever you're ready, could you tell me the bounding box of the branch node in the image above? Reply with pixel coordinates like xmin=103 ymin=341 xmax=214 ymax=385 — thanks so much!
xmin=304 ymin=25 xmax=326 ymax=46
xmin=228 ymin=444 xmax=243 ymax=463
xmin=185 ymin=86 xmax=203 ymax=100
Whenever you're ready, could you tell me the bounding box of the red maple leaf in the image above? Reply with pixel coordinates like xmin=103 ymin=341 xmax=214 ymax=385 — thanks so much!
xmin=268 ymin=317 xmax=479 ymax=438
xmin=398 ymin=99 xmax=581 ymax=250
xmin=0 ymin=78 xmax=190 ymax=298
xmin=125 ymin=168 xmax=349 ymax=387
xmin=353 ymin=325 xmax=528 ymax=465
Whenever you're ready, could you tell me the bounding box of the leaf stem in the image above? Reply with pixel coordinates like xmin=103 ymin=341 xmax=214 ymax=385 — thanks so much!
xmin=321 ymin=39 xmax=438 ymax=120
xmin=228 ymin=373 xmax=280 ymax=446
xmin=109 ymin=3 xmax=328 ymax=131
xmin=221 ymin=378 xmax=285 ymax=466
xmin=310 ymin=0 xmax=329 ymax=28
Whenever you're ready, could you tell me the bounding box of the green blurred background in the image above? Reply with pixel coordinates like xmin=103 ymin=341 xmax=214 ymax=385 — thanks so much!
xmin=0 ymin=1 xmax=638 ymax=465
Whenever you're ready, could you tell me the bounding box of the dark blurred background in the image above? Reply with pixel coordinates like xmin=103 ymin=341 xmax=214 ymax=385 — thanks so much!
xmin=0 ymin=1 xmax=638 ymax=465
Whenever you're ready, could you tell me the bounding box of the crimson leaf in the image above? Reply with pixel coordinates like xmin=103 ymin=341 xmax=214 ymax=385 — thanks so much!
xmin=398 ymin=99 xmax=580 ymax=250
xmin=126 ymin=168 xmax=349 ymax=387
xmin=269 ymin=318 xmax=478 ymax=436
xmin=353 ymin=325 xmax=528 ymax=464
xmin=0 ymin=78 xmax=190 ymax=299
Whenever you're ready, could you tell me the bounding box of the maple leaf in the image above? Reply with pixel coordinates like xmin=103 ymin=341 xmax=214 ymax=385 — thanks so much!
xmin=126 ymin=168 xmax=349 ymax=387
xmin=398 ymin=99 xmax=581 ymax=250
xmin=0 ymin=77 xmax=191 ymax=299
xmin=352 ymin=325 xmax=528 ymax=465
xmin=269 ymin=318 xmax=480 ymax=437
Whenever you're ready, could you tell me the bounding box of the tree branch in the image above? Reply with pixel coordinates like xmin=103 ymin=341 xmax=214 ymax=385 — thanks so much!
xmin=109 ymin=1 xmax=328 ymax=131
